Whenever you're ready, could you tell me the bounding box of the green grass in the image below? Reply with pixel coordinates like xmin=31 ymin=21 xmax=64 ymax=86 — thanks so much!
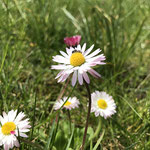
xmin=0 ymin=0 xmax=150 ymax=149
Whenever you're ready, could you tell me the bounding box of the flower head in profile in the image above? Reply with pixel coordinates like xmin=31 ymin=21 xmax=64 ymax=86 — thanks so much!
xmin=0 ymin=110 xmax=31 ymax=150
xmin=54 ymin=97 xmax=80 ymax=110
xmin=64 ymin=35 xmax=81 ymax=47
xmin=51 ymin=43 xmax=106 ymax=86
xmin=91 ymin=91 xmax=116 ymax=119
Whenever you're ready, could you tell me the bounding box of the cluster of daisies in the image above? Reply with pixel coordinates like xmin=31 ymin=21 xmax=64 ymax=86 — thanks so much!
xmin=0 ymin=35 xmax=116 ymax=150
xmin=52 ymin=35 xmax=116 ymax=119
xmin=54 ymin=91 xmax=116 ymax=119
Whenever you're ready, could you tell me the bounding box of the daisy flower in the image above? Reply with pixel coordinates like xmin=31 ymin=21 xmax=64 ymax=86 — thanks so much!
xmin=0 ymin=110 xmax=31 ymax=150
xmin=64 ymin=35 xmax=81 ymax=47
xmin=54 ymin=97 xmax=80 ymax=110
xmin=51 ymin=43 xmax=106 ymax=86
xmin=91 ymin=91 xmax=116 ymax=119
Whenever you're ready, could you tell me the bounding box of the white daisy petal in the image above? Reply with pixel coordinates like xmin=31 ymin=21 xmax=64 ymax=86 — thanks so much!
xmin=85 ymin=48 xmax=101 ymax=59
xmin=55 ymin=70 xmax=65 ymax=79
xmin=81 ymin=43 xmax=86 ymax=53
xmin=72 ymin=70 xmax=77 ymax=86
xmin=83 ymin=44 xmax=94 ymax=56
xmin=88 ymin=69 xmax=101 ymax=78
xmin=14 ymin=112 xmax=25 ymax=124
xmin=60 ymin=51 xmax=70 ymax=58
xmin=83 ymin=72 xmax=90 ymax=84
xmin=0 ymin=116 xmax=5 ymax=125
xmin=53 ymin=55 xmax=70 ymax=64
xmin=76 ymin=44 xmax=81 ymax=51
xmin=78 ymin=72 xmax=83 ymax=85
xmin=62 ymin=74 xmax=70 ymax=82
xmin=19 ymin=132 xmax=28 ymax=138
xmin=66 ymin=47 xmax=73 ymax=56
xmin=51 ymin=65 xmax=69 ymax=70
xmin=91 ymin=91 xmax=116 ymax=119
xmin=14 ymin=139 xmax=19 ymax=147
xmin=58 ymin=73 xmax=69 ymax=83
xmin=2 ymin=112 xmax=8 ymax=123
xmin=8 ymin=110 xmax=17 ymax=122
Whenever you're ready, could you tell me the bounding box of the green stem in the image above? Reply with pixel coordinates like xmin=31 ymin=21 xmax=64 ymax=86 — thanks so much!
xmin=81 ymin=82 xmax=91 ymax=150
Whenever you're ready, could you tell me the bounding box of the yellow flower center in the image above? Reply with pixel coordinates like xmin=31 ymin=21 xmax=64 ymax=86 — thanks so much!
xmin=64 ymin=101 xmax=71 ymax=106
xmin=97 ymin=99 xmax=108 ymax=109
xmin=70 ymin=52 xmax=85 ymax=67
xmin=1 ymin=122 xmax=16 ymax=135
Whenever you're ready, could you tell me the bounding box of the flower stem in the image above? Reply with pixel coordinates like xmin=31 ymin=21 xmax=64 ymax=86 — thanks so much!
xmin=57 ymin=75 xmax=72 ymax=101
xmin=81 ymin=81 xmax=91 ymax=150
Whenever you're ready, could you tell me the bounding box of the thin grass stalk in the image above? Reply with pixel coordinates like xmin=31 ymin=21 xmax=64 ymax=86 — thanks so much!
xmin=66 ymin=124 xmax=75 ymax=149
xmin=93 ymin=129 xmax=105 ymax=150
xmin=67 ymin=109 xmax=72 ymax=133
xmin=85 ymin=117 xmax=102 ymax=149
xmin=49 ymin=114 xmax=60 ymax=149
xmin=45 ymin=118 xmax=56 ymax=150
xmin=90 ymin=117 xmax=101 ymax=140
xmin=21 ymin=139 xmax=44 ymax=150
xmin=30 ymin=93 xmax=37 ymax=140
xmin=81 ymin=81 xmax=91 ymax=150
xmin=0 ymin=89 xmax=3 ymax=114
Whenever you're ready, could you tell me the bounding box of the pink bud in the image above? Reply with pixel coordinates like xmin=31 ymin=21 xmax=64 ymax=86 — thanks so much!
xmin=64 ymin=35 xmax=81 ymax=47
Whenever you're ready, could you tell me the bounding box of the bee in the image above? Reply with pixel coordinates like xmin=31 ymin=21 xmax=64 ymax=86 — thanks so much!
xmin=72 ymin=50 xmax=82 ymax=53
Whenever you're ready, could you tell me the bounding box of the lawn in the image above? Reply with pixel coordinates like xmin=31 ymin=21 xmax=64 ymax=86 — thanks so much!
xmin=0 ymin=0 xmax=150 ymax=149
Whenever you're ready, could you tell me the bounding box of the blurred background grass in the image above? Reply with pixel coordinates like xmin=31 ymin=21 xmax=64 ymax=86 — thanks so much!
xmin=0 ymin=0 xmax=150 ymax=149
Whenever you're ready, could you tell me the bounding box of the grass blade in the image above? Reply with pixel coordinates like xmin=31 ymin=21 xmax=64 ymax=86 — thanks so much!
xmin=62 ymin=8 xmax=81 ymax=31
xmin=119 ymin=95 xmax=142 ymax=119
xmin=128 ymin=17 xmax=147 ymax=54
xmin=21 ymin=139 xmax=44 ymax=150
xmin=0 ymin=39 xmax=10 ymax=74
xmin=93 ymin=129 xmax=105 ymax=150
xmin=45 ymin=119 xmax=56 ymax=150
xmin=30 ymin=93 xmax=37 ymax=140
xmin=65 ymin=124 xmax=75 ymax=150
